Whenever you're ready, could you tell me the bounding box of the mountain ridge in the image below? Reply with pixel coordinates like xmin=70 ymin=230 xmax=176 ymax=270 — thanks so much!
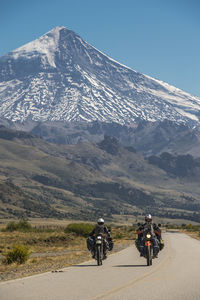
xmin=0 ymin=128 xmax=200 ymax=222
xmin=1 ymin=118 xmax=200 ymax=157
xmin=0 ymin=26 xmax=200 ymax=126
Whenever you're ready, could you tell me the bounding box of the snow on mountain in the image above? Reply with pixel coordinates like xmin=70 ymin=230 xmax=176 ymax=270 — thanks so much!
xmin=11 ymin=26 xmax=63 ymax=68
xmin=0 ymin=26 xmax=200 ymax=126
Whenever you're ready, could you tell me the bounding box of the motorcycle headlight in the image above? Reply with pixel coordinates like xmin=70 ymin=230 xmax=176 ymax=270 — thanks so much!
xmin=97 ymin=236 xmax=102 ymax=240
xmin=146 ymin=233 xmax=151 ymax=239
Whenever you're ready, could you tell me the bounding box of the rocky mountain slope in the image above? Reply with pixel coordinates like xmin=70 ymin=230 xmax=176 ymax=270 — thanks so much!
xmin=0 ymin=126 xmax=200 ymax=222
xmin=31 ymin=120 xmax=200 ymax=157
xmin=0 ymin=26 xmax=200 ymax=126
xmin=1 ymin=118 xmax=200 ymax=157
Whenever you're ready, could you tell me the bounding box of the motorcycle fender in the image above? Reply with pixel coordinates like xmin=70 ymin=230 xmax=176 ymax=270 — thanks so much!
xmin=96 ymin=241 xmax=102 ymax=245
xmin=145 ymin=241 xmax=151 ymax=246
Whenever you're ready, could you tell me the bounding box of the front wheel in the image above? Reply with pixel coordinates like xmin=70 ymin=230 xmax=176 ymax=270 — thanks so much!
xmin=147 ymin=246 xmax=152 ymax=266
xmin=97 ymin=245 xmax=102 ymax=266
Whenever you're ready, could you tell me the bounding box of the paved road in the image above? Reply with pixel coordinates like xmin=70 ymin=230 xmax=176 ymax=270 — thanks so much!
xmin=1 ymin=232 xmax=200 ymax=300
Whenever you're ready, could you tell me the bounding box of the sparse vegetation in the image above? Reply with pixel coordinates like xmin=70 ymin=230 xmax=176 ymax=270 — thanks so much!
xmin=165 ymin=223 xmax=200 ymax=235
xmin=1 ymin=123 xmax=200 ymax=281
xmin=113 ymin=232 xmax=123 ymax=239
xmin=0 ymin=220 xmax=135 ymax=281
xmin=148 ymin=152 xmax=200 ymax=178
xmin=4 ymin=244 xmax=30 ymax=264
xmin=1 ymin=128 xmax=200 ymax=223
xmin=64 ymin=223 xmax=94 ymax=237
xmin=0 ymin=218 xmax=199 ymax=282
xmin=3 ymin=220 xmax=32 ymax=232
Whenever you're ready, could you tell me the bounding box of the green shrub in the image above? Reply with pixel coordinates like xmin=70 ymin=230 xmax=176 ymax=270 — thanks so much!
xmin=192 ymin=225 xmax=200 ymax=232
xmin=113 ymin=232 xmax=123 ymax=239
xmin=4 ymin=221 xmax=18 ymax=232
xmin=4 ymin=220 xmax=32 ymax=232
xmin=64 ymin=223 xmax=94 ymax=237
xmin=5 ymin=245 xmax=30 ymax=264
xmin=17 ymin=220 xmax=32 ymax=231
xmin=128 ymin=225 xmax=136 ymax=232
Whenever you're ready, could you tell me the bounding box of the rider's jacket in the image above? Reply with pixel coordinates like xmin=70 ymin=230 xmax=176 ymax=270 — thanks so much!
xmin=137 ymin=223 xmax=161 ymax=240
xmin=89 ymin=225 xmax=110 ymax=237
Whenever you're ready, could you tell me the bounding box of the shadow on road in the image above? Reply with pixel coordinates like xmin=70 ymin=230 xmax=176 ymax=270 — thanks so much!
xmin=73 ymin=264 xmax=97 ymax=267
xmin=113 ymin=264 xmax=146 ymax=267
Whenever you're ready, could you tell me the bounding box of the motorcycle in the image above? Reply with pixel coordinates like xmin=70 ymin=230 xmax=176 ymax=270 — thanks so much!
xmin=94 ymin=234 xmax=104 ymax=266
xmin=141 ymin=223 xmax=160 ymax=266
xmin=136 ymin=223 xmax=163 ymax=266
xmin=143 ymin=226 xmax=154 ymax=266
xmin=87 ymin=232 xmax=113 ymax=266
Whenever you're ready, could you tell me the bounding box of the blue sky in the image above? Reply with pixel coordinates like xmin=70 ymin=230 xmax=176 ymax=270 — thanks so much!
xmin=1 ymin=0 xmax=200 ymax=97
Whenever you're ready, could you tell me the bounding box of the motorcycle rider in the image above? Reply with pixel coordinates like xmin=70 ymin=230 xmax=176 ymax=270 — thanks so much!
xmin=136 ymin=214 xmax=161 ymax=258
xmin=87 ymin=218 xmax=112 ymax=259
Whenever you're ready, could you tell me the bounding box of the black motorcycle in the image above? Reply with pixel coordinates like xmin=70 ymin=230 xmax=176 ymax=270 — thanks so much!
xmin=136 ymin=223 xmax=163 ymax=266
xmin=142 ymin=224 xmax=159 ymax=266
xmin=94 ymin=234 xmax=104 ymax=266
xmin=143 ymin=227 xmax=153 ymax=266
xmin=87 ymin=233 xmax=113 ymax=266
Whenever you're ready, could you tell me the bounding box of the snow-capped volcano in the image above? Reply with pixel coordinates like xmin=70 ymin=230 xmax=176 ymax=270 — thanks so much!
xmin=11 ymin=26 xmax=63 ymax=68
xmin=0 ymin=26 xmax=200 ymax=125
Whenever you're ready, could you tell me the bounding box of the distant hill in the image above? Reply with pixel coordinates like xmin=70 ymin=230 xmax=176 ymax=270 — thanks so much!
xmin=148 ymin=152 xmax=200 ymax=178
xmin=0 ymin=180 xmax=62 ymax=219
xmin=0 ymin=126 xmax=200 ymax=222
xmin=2 ymin=119 xmax=200 ymax=157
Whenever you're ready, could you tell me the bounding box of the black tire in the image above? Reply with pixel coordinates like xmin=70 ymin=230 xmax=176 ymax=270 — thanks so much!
xmin=97 ymin=246 xmax=102 ymax=266
xmin=150 ymin=247 xmax=153 ymax=265
xmin=147 ymin=246 xmax=152 ymax=266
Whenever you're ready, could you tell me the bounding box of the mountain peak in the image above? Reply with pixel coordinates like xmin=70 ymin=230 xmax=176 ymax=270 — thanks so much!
xmin=0 ymin=27 xmax=200 ymax=125
xmin=7 ymin=26 xmax=82 ymax=69
xmin=50 ymin=26 xmax=67 ymax=32
xmin=9 ymin=27 xmax=66 ymax=68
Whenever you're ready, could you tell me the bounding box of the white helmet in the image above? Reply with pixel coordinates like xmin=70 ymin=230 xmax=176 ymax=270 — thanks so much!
xmin=145 ymin=214 xmax=152 ymax=223
xmin=97 ymin=218 xmax=104 ymax=225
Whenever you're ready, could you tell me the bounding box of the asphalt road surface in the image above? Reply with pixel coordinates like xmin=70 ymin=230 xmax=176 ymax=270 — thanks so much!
xmin=1 ymin=232 xmax=200 ymax=300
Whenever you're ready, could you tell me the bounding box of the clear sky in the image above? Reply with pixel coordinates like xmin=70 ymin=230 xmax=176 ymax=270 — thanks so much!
xmin=1 ymin=0 xmax=200 ymax=97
